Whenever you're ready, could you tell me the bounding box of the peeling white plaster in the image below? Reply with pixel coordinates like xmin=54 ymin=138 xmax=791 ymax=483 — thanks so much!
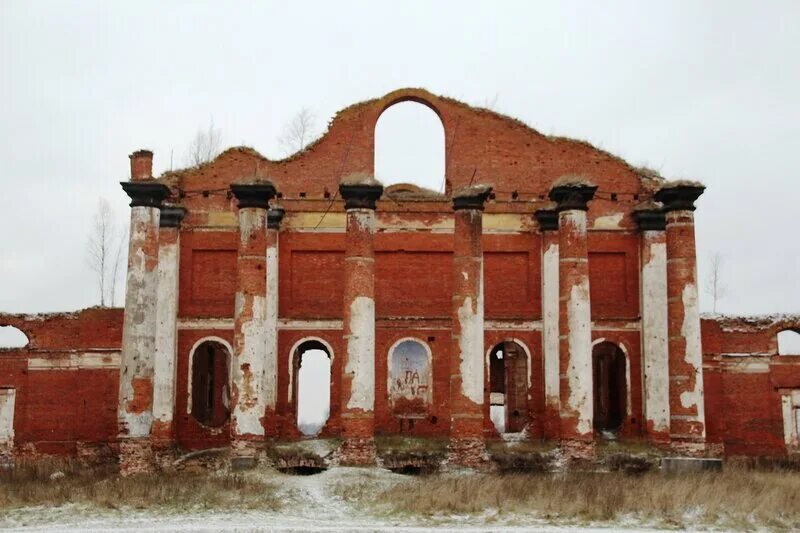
xmin=457 ymin=263 xmax=485 ymax=405
xmin=542 ymin=242 xmax=560 ymax=410
xmin=781 ymin=391 xmax=800 ymax=448
xmin=485 ymin=320 xmax=542 ymax=331
xmin=232 ymin=295 xmax=268 ymax=436
xmin=345 ymin=296 xmax=375 ymax=412
xmin=278 ymin=319 xmax=343 ymax=330
xmin=238 ymin=209 xmax=266 ymax=246
xmin=153 ymin=238 xmax=179 ymax=424
xmin=178 ymin=318 xmax=234 ymax=330
xmin=265 ymin=241 xmax=279 ymax=410
xmin=351 ymin=209 xmax=375 ymax=233
xmin=0 ymin=389 xmax=16 ymax=444
xmin=641 ymin=237 xmax=670 ymax=433
xmin=562 ymin=209 xmax=587 ymax=234
xmin=567 ymin=277 xmax=593 ymax=435
xmin=119 ymin=206 xmax=160 ymax=439
xmin=679 ymin=282 xmax=706 ymax=436
xmin=593 ymin=212 xmax=624 ymax=229
xmin=28 ymin=352 xmax=120 ymax=370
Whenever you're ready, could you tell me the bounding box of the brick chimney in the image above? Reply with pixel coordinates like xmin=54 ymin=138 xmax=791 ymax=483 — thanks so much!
xmin=129 ymin=150 xmax=153 ymax=181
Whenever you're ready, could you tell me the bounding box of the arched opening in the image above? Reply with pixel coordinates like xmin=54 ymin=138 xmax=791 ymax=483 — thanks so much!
xmin=593 ymin=341 xmax=627 ymax=436
xmin=293 ymin=340 xmax=331 ymax=437
xmin=488 ymin=341 xmax=529 ymax=434
xmin=388 ymin=338 xmax=432 ymax=418
xmin=0 ymin=326 xmax=28 ymax=349
xmin=190 ymin=340 xmax=231 ymax=427
xmin=374 ymin=101 xmax=446 ymax=191
xmin=778 ymin=329 xmax=800 ymax=355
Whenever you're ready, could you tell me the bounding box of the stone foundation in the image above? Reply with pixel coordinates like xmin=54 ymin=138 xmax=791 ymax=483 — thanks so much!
xmin=446 ymin=437 xmax=489 ymax=469
xmin=119 ymin=438 xmax=154 ymax=476
xmin=337 ymin=437 xmax=376 ymax=466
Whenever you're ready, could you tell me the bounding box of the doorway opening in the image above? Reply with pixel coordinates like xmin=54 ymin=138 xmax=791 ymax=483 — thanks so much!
xmin=293 ymin=339 xmax=332 ymax=437
xmin=592 ymin=341 xmax=627 ymax=437
xmin=489 ymin=340 xmax=529 ymax=434
xmin=190 ymin=340 xmax=231 ymax=427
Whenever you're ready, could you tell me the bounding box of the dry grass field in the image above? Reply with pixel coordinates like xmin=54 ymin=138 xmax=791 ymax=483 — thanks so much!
xmin=2 ymin=459 xmax=800 ymax=530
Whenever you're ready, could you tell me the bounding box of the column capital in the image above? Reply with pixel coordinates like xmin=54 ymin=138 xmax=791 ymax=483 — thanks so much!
xmin=339 ymin=175 xmax=384 ymax=210
xmin=654 ymin=181 xmax=705 ymax=212
xmin=452 ymin=184 xmax=492 ymax=211
xmin=267 ymin=205 xmax=286 ymax=230
xmin=548 ymin=176 xmax=597 ymax=212
xmin=159 ymin=206 xmax=186 ymax=228
xmin=230 ymin=179 xmax=277 ymax=209
xmin=633 ymin=201 xmax=666 ymax=231
xmin=121 ymin=181 xmax=171 ymax=208
xmin=534 ymin=207 xmax=559 ymax=231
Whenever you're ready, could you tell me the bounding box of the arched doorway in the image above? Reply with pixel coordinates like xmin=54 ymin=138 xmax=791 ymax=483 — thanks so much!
xmin=292 ymin=339 xmax=332 ymax=437
xmin=489 ymin=340 xmax=529 ymax=434
xmin=189 ymin=339 xmax=231 ymax=427
xmin=592 ymin=341 xmax=627 ymax=436
xmin=374 ymin=100 xmax=446 ymax=191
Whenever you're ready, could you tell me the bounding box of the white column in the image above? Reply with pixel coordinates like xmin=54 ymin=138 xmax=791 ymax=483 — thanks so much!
xmin=264 ymin=206 xmax=284 ymax=419
xmin=640 ymin=225 xmax=670 ymax=440
xmin=152 ymin=207 xmax=184 ymax=443
xmin=537 ymin=210 xmax=560 ymax=439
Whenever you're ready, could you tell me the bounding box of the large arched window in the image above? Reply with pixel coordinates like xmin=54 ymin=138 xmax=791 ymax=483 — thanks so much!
xmin=488 ymin=340 xmax=530 ymax=434
xmin=189 ymin=339 xmax=231 ymax=428
xmin=292 ymin=339 xmax=332 ymax=437
xmin=778 ymin=329 xmax=800 ymax=356
xmin=388 ymin=338 xmax=432 ymax=417
xmin=593 ymin=341 xmax=627 ymax=436
xmin=374 ymin=101 xmax=446 ymax=191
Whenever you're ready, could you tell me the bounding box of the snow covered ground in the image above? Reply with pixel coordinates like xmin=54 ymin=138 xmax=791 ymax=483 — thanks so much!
xmin=0 ymin=467 xmax=694 ymax=532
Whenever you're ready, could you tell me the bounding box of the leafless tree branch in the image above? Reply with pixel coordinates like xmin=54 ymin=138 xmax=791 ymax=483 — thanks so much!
xmin=705 ymin=252 xmax=728 ymax=313
xmin=86 ymin=199 xmax=113 ymax=307
xmin=184 ymin=119 xmax=223 ymax=167
xmin=279 ymin=108 xmax=318 ymax=156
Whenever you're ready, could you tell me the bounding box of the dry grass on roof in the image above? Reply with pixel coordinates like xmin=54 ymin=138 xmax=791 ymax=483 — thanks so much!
xmin=339 ymin=172 xmax=382 ymax=187
xmin=383 ymin=183 xmax=446 ymax=201
xmin=552 ymin=174 xmax=596 ymax=187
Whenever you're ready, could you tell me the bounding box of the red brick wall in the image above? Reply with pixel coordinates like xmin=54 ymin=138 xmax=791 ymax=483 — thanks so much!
xmin=0 ymin=308 xmax=122 ymax=456
xmin=179 ymin=231 xmax=238 ymax=318
xmin=702 ymin=317 xmax=800 ymax=456
xmin=588 ymin=232 xmax=639 ymax=319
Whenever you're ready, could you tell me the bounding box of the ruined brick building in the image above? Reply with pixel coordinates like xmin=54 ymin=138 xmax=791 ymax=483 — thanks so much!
xmin=1 ymin=88 xmax=799 ymax=472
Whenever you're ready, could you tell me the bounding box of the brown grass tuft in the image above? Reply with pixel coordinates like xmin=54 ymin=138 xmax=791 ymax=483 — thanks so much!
xmin=375 ymin=468 xmax=800 ymax=529
xmin=0 ymin=459 xmax=280 ymax=511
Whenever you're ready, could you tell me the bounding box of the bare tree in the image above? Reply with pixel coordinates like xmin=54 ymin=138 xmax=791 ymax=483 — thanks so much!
xmin=108 ymin=225 xmax=128 ymax=307
xmin=480 ymin=93 xmax=499 ymax=110
xmin=705 ymin=252 xmax=728 ymax=313
xmin=86 ymin=199 xmax=128 ymax=307
xmin=184 ymin=119 xmax=223 ymax=167
xmin=279 ymin=108 xmax=317 ymax=155
xmin=86 ymin=199 xmax=114 ymax=307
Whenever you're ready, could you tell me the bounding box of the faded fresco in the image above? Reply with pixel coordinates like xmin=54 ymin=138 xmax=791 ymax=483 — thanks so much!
xmin=389 ymin=339 xmax=431 ymax=417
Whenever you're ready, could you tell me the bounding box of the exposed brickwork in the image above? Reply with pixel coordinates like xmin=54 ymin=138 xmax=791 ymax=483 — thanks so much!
xmin=1 ymin=89 xmax=798 ymax=467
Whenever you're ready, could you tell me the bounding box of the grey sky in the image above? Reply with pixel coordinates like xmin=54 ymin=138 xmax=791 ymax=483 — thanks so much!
xmin=1 ymin=0 xmax=798 ymax=329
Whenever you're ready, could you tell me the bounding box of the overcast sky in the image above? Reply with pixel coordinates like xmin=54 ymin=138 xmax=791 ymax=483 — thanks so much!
xmin=1 ymin=0 xmax=798 ymax=338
